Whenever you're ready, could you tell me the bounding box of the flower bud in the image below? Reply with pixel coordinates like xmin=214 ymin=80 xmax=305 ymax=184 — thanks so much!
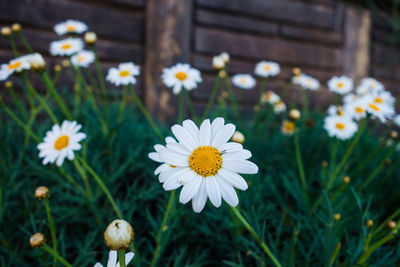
xmin=281 ymin=120 xmax=295 ymax=135
xmin=84 ymin=32 xmax=97 ymax=45
xmin=5 ymin=81 xmax=13 ymax=89
xmin=35 ymin=186 xmax=50 ymax=200
xmin=54 ymin=64 xmax=62 ymax=72
xmin=29 ymin=53 xmax=46 ymax=72
xmin=343 ymin=176 xmax=351 ymax=184
xmin=212 ymin=56 xmax=225 ymax=70
xmin=366 ymin=219 xmax=373 ymax=227
xmin=388 ymin=221 xmax=396 ymax=229
xmin=289 ymin=109 xmax=301 ymax=121
xmin=61 ymin=59 xmax=71 ymax=68
xmin=292 ymin=67 xmax=301 ymax=76
xmin=11 ymin=23 xmax=21 ymax=32
xmin=30 ymin=233 xmax=45 ymax=248
xmin=1 ymin=27 xmax=11 ymax=37
xmin=334 ymin=213 xmax=341 ymax=221
xmin=104 ymin=219 xmax=134 ymax=250
xmin=391 ymin=131 xmax=398 ymax=139
xmin=218 ymin=70 xmax=226 ymax=78
xmin=322 ymin=160 xmax=328 ymax=167
xmin=221 ymin=91 xmax=228 ymax=99
xmin=220 ymin=52 xmax=229 ymax=63
xmin=232 ymin=131 xmax=245 ymax=144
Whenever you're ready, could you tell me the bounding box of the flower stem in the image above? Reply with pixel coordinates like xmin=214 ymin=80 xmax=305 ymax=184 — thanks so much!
xmin=17 ymin=31 xmax=33 ymax=53
xmin=230 ymin=206 xmax=282 ymax=267
xmin=7 ymin=35 xmax=19 ymax=57
xmin=150 ymin=190 xmax=176 ymax=267
xmin=128 ymin=85 xmax=163 ymax=141
xmin=294 ymin=132 xmax=307 ymax=193
xmin=41 ymin=245 xmax=73 ymax=267
xmin=178 ymin=91 xmax=184 ymax=123
xmin=73 ymin=159 xmax=93 ymax=200
xmin=118 ymin=250 xmax=126 ymax=267
xmin=77 ymin=156 xmax=123 ymax=219
xmin=43 ymin=199 xmax=57 ymax=267
xmin=202 ymin=75 xmax=220 ymax=120
xmin=185 ymin=90 xmax=197 ymax=121
xmin=224 ymin=76 xmax=239 ymax=118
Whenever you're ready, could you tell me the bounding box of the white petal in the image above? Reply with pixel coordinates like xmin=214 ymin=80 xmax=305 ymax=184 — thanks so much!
xmin=159 ymin=167 xmax=191 ymax=183
xmin=222 ymin=150 xmax=252 ymax=160
xmin=159 ymin=149 xmax=189 ymax=167
xmin=182 ymin=119 xmax=200 ymax=146
xmin=107 ymin=250 xmax=117 ymax=267
xmin=212 ymin=123 xmax=235 ymax=148
xmin=171 ymin=125 xmax=197 ymax=151
xmin=218 ymin=142 xmax=243 ymax=152
xmin=218 ymin=169 xmax=248 ymax=190
xmin=125 ymin=252 xmax=135 ymax=265
xmin=222 ymin=159 xmax=258 ymax=174
xmin=155 ymin=163 xmax=170 ymax=175
xmin=211 ymin=117 xmax=225 ymax=139
xmin=149 ymin=152 xmax=162 ymax=163
xmin=199 ymin=119 xmax=211 ymax=146
xmin=179 ymin=177 xmax=202 ymax=204
xmin=205 ymin=177 xmax=221 ymax=207
xmin=192 ymin=179 xmax=208 ymax=213
xmin=166 ymin=142 xmax=191 ymax=156
xmin=215 ymin=176 xmax=239 ymax=207
xmin=163 ymin=177 xmax=182 ymax=191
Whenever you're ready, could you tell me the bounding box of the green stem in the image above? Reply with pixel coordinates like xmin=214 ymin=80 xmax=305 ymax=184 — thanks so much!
xmin=224 ymin=76 xmax=239 ymax=118
xmin=17 ymin=31 xmax=33 ymax=53
xmin=328 ymin=242 xmax=341 ymax=267
xmin=91 ymin=46 xmax=107 ymax=96
xmin=257 ymin=77 xmax=268 ymax=105
xmin=41 ymin=245 xmax=73 ymax=267
xmin=6 ymin=85 xmax=28 ymax=120
xmin=178 ymin=91 xmax=184 ymax=123
xmin=77 ymin=156 xmax=123 ymax=219
xmin=374 ymin=209 xmax=400 ymax=234
xmin=118 ymin=250 xmax=126 ymax=267
xmin=294 ymin=132 xmax=307 ymax=193
xmin=117 ymin=86 xmax=129 ymax=124
xmin=230 ymin=206 xmax=282 ymax=267
xmin=128 ymin=85 xmax=163 ymax=141
xmin=7 ymin=36 xmax=19 ymax=57
xmin=43 ymin=199 xmax=57 ymax=267
xmin=73 ymin=159 xmax=93 ymax=200
xmin=150 ymin=190 xmax=176 ymax=267
xmin=202 ymin=75 xmax=220 ymax=120
xmin=185 ymin=90 xmax=197 ymax=121
xmin=41 ymin=72 xmax=72 ymax=120
xmin=357 ymin=231 xmax=398 ymax=264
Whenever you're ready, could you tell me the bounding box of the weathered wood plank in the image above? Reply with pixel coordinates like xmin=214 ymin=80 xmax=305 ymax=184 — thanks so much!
xmin=0 ymin=0 xmax=145 ymax=42
xmin=280 ymin=25 xmax=342 ymax=46
xmin=194 ymin=27 xmax=341 ymax=69
xmin=196 ymin=0 xmax=335 ymax=29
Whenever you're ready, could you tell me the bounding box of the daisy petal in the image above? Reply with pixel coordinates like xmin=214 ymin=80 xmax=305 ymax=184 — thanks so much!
xmin=205 ymin=177 xmax=221 ymax=207
xmin=179 ymin=177 xmax=202 ymax=204
xmin=192 ymin=180 xmax=207 ymax=213
xmin=199 ymin=119 xmax=211 ymax=146
xmin=215 ymin=176 xmax=239 ymax=207
xmin=218 ymin=169 xmax=248 ymax=190
xmin=222 ymin=159 xmax=258 ymax=174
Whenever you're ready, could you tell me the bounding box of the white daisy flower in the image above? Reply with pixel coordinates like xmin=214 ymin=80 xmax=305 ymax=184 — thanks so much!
xmin=371 ymin=91 xmax=395 ymax=107
xmin=161 ymin=63 xmax=202 ymax=94
xmin=106 ymin=62 xmax=140 ymax=86
xmin=365 ymin=98 xmax=395 ymax=123
xmin=293 ymin=74 xmax=320 ymax=90
xmin=393 ymin=114 xmax=400 ymax=127
xmin=273 ymin=100 xmax=286 ymax=114
xmin=327 ymin=75 xmax=353 ymax=95
xmin=150 ymin=118 xmax=259 ymax=213
xmin=0 ymin=56 xmax=31 ymax=80
xmin=94 ymin=250 xmax=134 ymax=267
xmin=344 ymin=98 xmax=367 ymax=121
xmin=71 ymin=50 xmax=95 ymax=68
xmin=360 ymin=77 xmax=384 ymax=93
xmin=220 ymin=52 xmax=230 ymax=63
xmin=254 ymin=61 xmax=280 ymax=78
xmin=323 ymin=115 xmax=358 ymax=140
xmin=54 ymin=20 xmax=88 ymax=36
xmin=50 ymin=38 xmax=83 ymax=56
xmin=37 ymin=120 xmax=86 ymax=166
xmin=212 ymin=55 xmax=225 ymax=70
xmin=260 ymin=90 xmax=280 ymax=105
xmin=232 ymin=74 xmax=256 ymax=89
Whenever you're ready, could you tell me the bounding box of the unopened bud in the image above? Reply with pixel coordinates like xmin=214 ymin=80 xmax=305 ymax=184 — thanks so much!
xmin=289 ymin=109 xmax=301 ymax=121
xmin=254 ymin=105 xmax=260 ymax=112
xmin=34 ymin=186 xmax=50 ymax=200
xmin=1 ymin=27 xmax=11 ymax=37
xmin=232 ymin=131 xmax=245 ymax=144
xmin=219 ymin=70 xmax=226 ymax=78
xmin=388 ymin=221 xmax=396 ymax=229
xmin=54 ymin=64 xmax=61 ymax=72
xmin=220 ymin=52 xmax=229 ymax=63
xmin=84 ymin=32 xmax=97 ymax=45
xmin=104 ymin=219 xmax=134 ymax=250
xmin=366 ymin=219 xmax=373 ymax=227
xmin=391 ymin=131 xmax=398 ymax=139
xmin=11 ymin=23 xmax=21 ymax=32
xmin=29 ymin=53 xmax=46 ymax=72
xmin=61 ymin=59 xmax=71 ymax=68
xmin=334 ymin=213 xmax=341 ymax=221
xmin=30 ymin=233 xmax=45 ymax=248
xmin=343 ymin=176 xmax=351 ymax=184
xmin=293 ymin=68 xmax=301 ymax=76
xmin=5 ymin=81 xmax=13 ymax=89
xmin=212 ymin=55 xmax=225 ymax=70
xmin=322 ymin=161 xmax=328 ymax=167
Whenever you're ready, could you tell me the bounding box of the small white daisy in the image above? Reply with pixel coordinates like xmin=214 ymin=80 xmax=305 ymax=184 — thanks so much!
xmin=371 ymin=91 xmax=395 ymax=107
xmin=54 ymin=20 xmax=88 ymax=36
xmin=327 ymin=75 xmax=353 ymax=95
xmin=37 ymin=120 xmax=86 ymax=166
xmin=106 ymin=62 xmax=140 ymax=86
xmin=260 ymin=91 xmax=280 ymax=105
xmin=365 ymin=98 xmax=395 ymax=123
xmin=161 ymin=63 xmax=202 ymax=94
xmin=344 ymin=98 xmax=367 ymax=121
xmin=0 ymin=56 xmax=30 ymax=80
xmin=300 ymin=74 xmax=320 ymax=91
xmin=273 ymin=100 xmax=286 ymax=114
xmin=360 ymin=77 xmax=384 ymax=93
xmin=94 ymin=250 xmax=134 ymax=267
xmin=254 ymin=61 xmax=280 ymax=78
xmin=71 ymin=50 xmax=95 ymax=68
xmin=212 ymin=55 xmax=225 ymax=70
xmin=150 ymin=118 xmax=258 ymax=213
xmin=232 ymin=74 xmax=256 ymax=89
xmin=323 ymin=115 xmax=358 ymax=140
xmin=50 ymin=38 xmax=83 ymax=56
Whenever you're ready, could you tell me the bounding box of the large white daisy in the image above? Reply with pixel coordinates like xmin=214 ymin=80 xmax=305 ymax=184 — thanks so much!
xmin=161 ymin=63 xmax=202 ymax=94
xmin=94 ymin=250 xmax=134 ymax=267
xmin=232 ymin=74 xmax=256 ymax=89
xmin=54 ymin=20 xmax=88 ymax=36
xmin=150 ymin=118 xmax=258 ymax=213
xmin=71 ymin=50 xmax=95 ymax=68
xmin=254 ymin=61 xmax=280 ymax=78
xmin=0 ymin=56 xmax=31 ymax=81
xmin=323 ymin=115 xmax=358 ymax=140
xmin=106 ymin=62 xmax=140 ymax=86
xmin=327 ymin=75 xmax=353 ymax=95
xmin=37 ymin=120 xmax=86 ymax=166
xmin=50 ymin=38 xmax=83 ymax=56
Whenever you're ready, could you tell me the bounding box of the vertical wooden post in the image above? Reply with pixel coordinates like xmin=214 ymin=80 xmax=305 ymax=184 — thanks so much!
xmin=144 ymin=0 xmax=193 ymax=122
xmin=342 ymin=5 xmax=371 ymax=82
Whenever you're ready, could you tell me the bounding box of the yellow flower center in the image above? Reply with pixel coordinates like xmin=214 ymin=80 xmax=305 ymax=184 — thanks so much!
xmin=54 ymin=135 xmax=69 ymax=150
xmin=240 ymin=77 xmax=247 ymax=84
xmin=369 ymin=103 xmax=380 ymax=112
xmin=8 ymin=61 xmax=22 ymax=70
xmin=189 ymin=146 xmax=222 ymax=177
xmin=119 ymin=70 xmax=130 ymax=77
xmin=175 ymin=71 xmax=187 ymax=81
xmin=337 ymin=82 xmax=344 ymax=88
xmin=335 ymin=123 xmax=345 ymax=130
xmin=337 ymin=107 xmax=343 ymax=116
xmin=61 ymin=43 xmax=72 ymax=50
xmin=66 ymin=25 xmax=75 ymax=32
xmin=78 ymin=55 xmax=85 ymax=62
xmin=374 ymin=97 xmax=383 ymax=104
xmin=264 ymin=65 xmax=271 ymax=71
xmin=283 ymin=121 xmax=295 ymax=132
xmin=355 ymin=106 xmax=364 ymax=113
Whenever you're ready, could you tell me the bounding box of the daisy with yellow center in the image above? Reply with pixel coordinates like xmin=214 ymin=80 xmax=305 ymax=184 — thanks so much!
xmin=50 ymin=38 xmax=83 ymax=56
xmin=365 ymin=96 xmax=395 ymax=123
xmin=54 ymin=20 xmax=88 ymax=35
xmin=274 ymin=100 xmax=286 ymax=114
xmin=71 ymin=50 xmax=95 ymax=68
xmin=360 ymin=77 xmax=384 ymax=93
xmin=37 ymin=120 xmax=86 ymax=166
xmin=161 ymin=63 xmax=202 ymax=94
xmin=106 ymin=62 xmax=140 ymax=86
xmin=293 ymin=74 xmax=320 ymax=90
xmin=261 ymin=90 xmax=280 ymax=105
xmin=150 ymin=118 xmax=258 ymax=213
xmin=327 ymin=75 xmax=353 ymax=95
xmin=281 ymin=120 xmax=295 ymax=135
xmin=344 ymin=98 xmax=368 ymax=121
xmin=0 ymin=56 xmax=30 ymax=81
xmin=323 ymin=115 xmax=358 ymax=140
xmin=254 ymin=61 xmax=280 ymax=77
xmin=232 ymin=74 xmax=256 ymax=89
